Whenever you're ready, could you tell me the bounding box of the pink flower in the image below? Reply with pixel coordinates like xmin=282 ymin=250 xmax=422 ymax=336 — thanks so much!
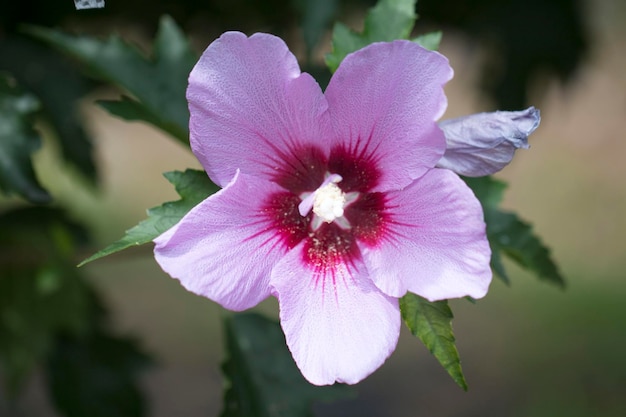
xmin=154 ymin=32 xmax=492 ymax=385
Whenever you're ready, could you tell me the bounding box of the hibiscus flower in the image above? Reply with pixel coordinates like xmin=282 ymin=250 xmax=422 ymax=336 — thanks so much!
xmin=154 ymin=32 xmax=537 ymax=385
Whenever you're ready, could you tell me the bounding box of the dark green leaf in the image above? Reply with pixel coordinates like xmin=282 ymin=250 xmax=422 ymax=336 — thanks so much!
xmin=79 ymin=169 xmax=218 ymax=266
xmin=463 ymin=175 xmax=508 ymax=209
xmin=400 ymin=293 xmax=467 ymax=390
xmin=463 ymin=176 xmax=511 ymax=283
xmin=221 ymin=313 xmax=352 ymax=417
xmin=489 ymin=245 xmax=510 ymax=284
xmin=0 ymin=37 xmax=97 ymax=182
xmin=46 ymin=331 xmax=151 ymax=417
xmin=0 ymin=207 xmax=92 ymax=396
xmin=0 ymin=74 xmax=51 ymax=203
xmin=463 ymin=176 xmax=564 ymax=287
xmin=25 ymin=15 xmax=197 ymax=144
xmin=486 ymin=209 xmax=565 ymax=288
xmin=97 ymin=96 xmax=169 ymax=131
xmin=326 ymin=0 xmax=417 ymax=72
xmin=464 ymin=176 xmax=508 ymax=281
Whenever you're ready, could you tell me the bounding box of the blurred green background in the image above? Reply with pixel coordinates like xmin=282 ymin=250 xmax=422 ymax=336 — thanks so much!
xmin=2 ymin=0 xmax=625 ymax=415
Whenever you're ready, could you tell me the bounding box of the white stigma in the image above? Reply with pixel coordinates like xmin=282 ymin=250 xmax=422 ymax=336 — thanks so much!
xmin=298 ymin=173 xmax=359 ymax=231
xmin=313 ymin=181 xmax=345 ymax=223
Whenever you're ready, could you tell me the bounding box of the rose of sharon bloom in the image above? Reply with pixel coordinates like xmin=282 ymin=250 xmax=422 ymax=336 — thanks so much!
xmin=155 ymin=32 xmax=502 ymax=385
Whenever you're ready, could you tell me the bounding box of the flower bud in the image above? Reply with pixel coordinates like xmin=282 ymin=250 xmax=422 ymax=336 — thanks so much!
xmin=437 ymin=107 xmax=540 ymax=177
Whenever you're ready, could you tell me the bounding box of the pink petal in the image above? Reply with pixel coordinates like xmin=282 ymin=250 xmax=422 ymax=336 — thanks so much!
xmin=188 ymin=32 xmax=333 ymax=187
xmin=361 ymin=169 xmax=492 ymax=301
xmin=271 ymin=243 xmax=400 ymax=385
xmin=325 ymin=41 xmax=453 ymax=192
xmin=153 ymin=171 xmax=287 ymax=311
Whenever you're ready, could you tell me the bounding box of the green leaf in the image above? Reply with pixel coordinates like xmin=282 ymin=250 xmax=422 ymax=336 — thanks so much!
xmin=0 ymin=38 xmax=98 ymax=182
xmin=463 ymin=176 xmax=510 ymax=283
xmin=489 ymin=244 xmax=510 ymax=284
xmin=0 ymin=74 xmax=51 ymax=203
xmin=325 ymin=0 xmax=417 ymax=72
xmin=221 ymin=313 xmax=352 ymax=417
xmin=25 ymin=15 xmax=197 ymax=144
xmin=412 ymin=31 xmax=442 ymax=51
xmin=46 ymin=330 xmax=151 ymax=417
xmin=400 ymin=293 xmax=467 ymax=390
xmin=462 ymin=175 xmax=508 ymax=209
xmin=486 ymin=209 xmax=565 ymax=288
xmin=97 ymin=96 xmax=169 ymax=131
xmin=463 ymin=176 xmax=564 ymax=287
xmin=79 ymin=169 xmax=218 ymax=266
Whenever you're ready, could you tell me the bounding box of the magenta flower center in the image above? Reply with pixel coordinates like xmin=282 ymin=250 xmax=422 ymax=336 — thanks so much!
xmin=263 ymin=144 xmax=388 ymax=272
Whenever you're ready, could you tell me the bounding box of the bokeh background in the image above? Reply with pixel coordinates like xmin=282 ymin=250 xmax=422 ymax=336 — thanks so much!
xmin=2 ymin=0 xmax=625 ymax=415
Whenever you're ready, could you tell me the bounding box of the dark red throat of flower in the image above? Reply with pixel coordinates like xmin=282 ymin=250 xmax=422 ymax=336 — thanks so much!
xmin=261 ymin=144 xmax=390 ymax=274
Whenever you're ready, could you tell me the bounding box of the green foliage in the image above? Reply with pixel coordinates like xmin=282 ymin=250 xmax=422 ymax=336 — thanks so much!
xmin=0 ymin=74 xmax=51 ymax=204
xmin=0 ymin=265 xmax=88 ymax=395
xmin=0 ymin=38 xmax=97 ymax=183
xmin=487 ymin=210 xmax=565 ymax=287
xmin=26 ymin=15 xmax=197 ymax=144
xmin=463 ymin=176 xmax=508 ymax=210
xmin=326 ymin=0 xmax=418 ymax=72
xmin=0 ymin=207 xmax=152 ymax=413
xmin=412 ymin=31 xmax=442 ymax=51
xmin=400 ymin=293 xmax=467 ymax=390
xmin=0 ymin=208 xmax=90 ymax=395
xmin=79 ymin=169 xmax=218 ymax=266
xmin=463 ymin=176 xmax=565 ymax=287
xmin=221 ymin=313 xmax=352 ymax=417
xmin=46 ymin=331 xmax=152 ymax=417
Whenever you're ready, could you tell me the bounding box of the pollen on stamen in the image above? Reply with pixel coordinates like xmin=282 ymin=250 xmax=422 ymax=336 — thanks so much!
xmin=313 ymin=182 xmax=346 ymax=223
xmin=298 ymin=174 xmax=345 ymax=219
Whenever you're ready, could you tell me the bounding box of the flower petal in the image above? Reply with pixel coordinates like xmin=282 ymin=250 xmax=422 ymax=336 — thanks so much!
xmin=271 ymin=243 xmax=400 ymax=385
xmin=436 ymin=107 xmax=540 ymax=177
xmin=154 ymin=171 xmax=287 ymax=310
xmin=361 ymin=169 xmax=491 ymax=301
xmin=188 ymin=32 xmax=333 ymax=187
xmin=325 ymin=40 xmax=453 ymax=192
